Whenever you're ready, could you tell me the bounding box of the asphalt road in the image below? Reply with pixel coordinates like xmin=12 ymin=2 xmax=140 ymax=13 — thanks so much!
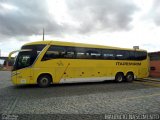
xmin=0 ymin=71 xmax=160 ymax=120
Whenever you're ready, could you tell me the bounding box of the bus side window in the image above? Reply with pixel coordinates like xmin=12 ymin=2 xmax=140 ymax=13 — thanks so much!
xmin=102 ymin=49 xmax=115 ymax=60
xmin=123 ymin=50 xmax=130 ymax=60
xmin=75 ymin=47 xmax=86 ymax=59
xmin=85 ymin=49 xmax=92 ymax=59
xmin=88 ymin=49 xmax=101 ymax=59
xmin=141 ymin=52 xmax=147 ymax=60
xmin=85 ymin=48 xmax=101 ymax=59
xmin=64 ymin=47 xmax=75 ymax=59
xmin=55 ymin=46 xmax=66 ymax=58
xmin=42 ymin=45 xmax=66 ymax=60
xmin=128 ymin=51 xmax=135 ymax=60
xmin=115 ymin=50 xmax=127 ymax=60
xmin=135 ymin=51 xmax=147 ymax=60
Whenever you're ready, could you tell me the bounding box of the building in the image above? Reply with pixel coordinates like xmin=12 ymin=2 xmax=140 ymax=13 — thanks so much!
xmin=0 ymin=57 xmax=14 ymax=71
xmin=148 ymin=52 xmax=160 ymax=78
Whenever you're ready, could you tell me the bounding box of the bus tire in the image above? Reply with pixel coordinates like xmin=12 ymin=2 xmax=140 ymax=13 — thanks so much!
xmin=115 ymin=73 xmax=124 ymax=82
xmin=126 ymin=72 xmax=134 ymax=82
xmin=37 ymin=74 xmax=52 ymax=87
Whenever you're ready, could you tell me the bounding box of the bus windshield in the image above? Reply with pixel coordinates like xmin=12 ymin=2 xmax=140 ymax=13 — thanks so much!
xmin=13 ymin=45 xmax=45 ymax=71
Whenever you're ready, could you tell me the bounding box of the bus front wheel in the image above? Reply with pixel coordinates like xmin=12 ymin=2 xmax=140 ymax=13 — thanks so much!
xmin=115 ymin=73 xmax=124 ymax=82
xmin=37 ymin=75 xmax=52 ymax=87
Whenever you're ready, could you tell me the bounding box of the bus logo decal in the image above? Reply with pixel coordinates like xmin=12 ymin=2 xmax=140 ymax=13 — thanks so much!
xmin=116 ymin=62 xmax=141 ymax=66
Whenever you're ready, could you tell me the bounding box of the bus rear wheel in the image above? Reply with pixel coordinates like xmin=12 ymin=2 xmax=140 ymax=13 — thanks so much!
xmin=115 ymin=73 xmax=124 ymax=83
xmin=37 ymin=75 xmax=52 ymax=87
xmin=126 ymin=73 xmax=134 ymax=82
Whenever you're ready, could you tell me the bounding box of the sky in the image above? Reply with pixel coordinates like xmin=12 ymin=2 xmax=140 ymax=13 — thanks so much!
xmin=0 ymin=0 xmax=160 ymax=56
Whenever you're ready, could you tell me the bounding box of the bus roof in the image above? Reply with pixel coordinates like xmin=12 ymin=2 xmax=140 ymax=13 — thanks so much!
xmin=24 ymin=40 xmax=146 ymax=51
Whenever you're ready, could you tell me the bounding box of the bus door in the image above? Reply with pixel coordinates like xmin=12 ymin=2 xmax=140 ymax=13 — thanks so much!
xmin=55 ymin=60 xmax=71 ymax=83
xmin=55 ymin=47 xmax=75 ymax=83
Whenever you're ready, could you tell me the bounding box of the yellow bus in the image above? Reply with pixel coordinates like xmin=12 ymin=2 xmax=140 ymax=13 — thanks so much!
xmin=9 ymin=41 xmax=149 ymax=87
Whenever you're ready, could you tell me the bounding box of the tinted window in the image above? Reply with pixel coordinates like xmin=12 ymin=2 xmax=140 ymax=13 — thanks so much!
xmin=22 ymin=45 xmax=45 ymax=55
xmin=102 ymin=49 xmax=115 ymax=60
xmin=86 ymin=49 xmax=101 ymax=59
xmin=75 ymin=47 xmax=102 ymax=59
xmin=42 ymin=46 xmax=76 ymax=60
xmin=128 ymin=51 xmax=135 ymax=60
xmin=75 ymin=47 xmax=87 ymax=59
xmin=17 ymin=53 xmax=31 ymax=68
xmin=115 ymin=50 xmax=129 ymax=60
xmin=135 ymin=51 xmax=147 ymax=60
xmin=64 ymin=47 xmax=75 ymax=58
xmin=42 ymin=46 xmax=66 ymax=60
xmin=42 ymin=45 xmax=147 ymax=61
xmin=13 ymin=45 xmax=46 ymax=70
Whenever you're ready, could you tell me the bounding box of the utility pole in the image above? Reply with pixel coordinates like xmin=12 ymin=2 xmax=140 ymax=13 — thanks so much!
xmin=43 ymin=28 xmax=44 ymax=41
